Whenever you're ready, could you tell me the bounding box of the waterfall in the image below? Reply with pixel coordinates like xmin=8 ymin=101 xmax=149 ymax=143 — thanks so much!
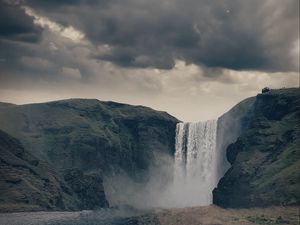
xmin=103 ymin=119 xmax=232 ymax=209
xmin=173 ymin=120 xmax=218 ymax=206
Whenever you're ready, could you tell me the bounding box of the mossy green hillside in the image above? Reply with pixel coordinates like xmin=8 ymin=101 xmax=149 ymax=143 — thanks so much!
xmin=0 ymin=99 xmax=179 ymax=211
xmin=214 ymin=88 xmax=300 ymax=208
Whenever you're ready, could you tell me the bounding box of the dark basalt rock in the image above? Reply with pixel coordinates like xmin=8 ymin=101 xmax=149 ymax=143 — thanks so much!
xmin=213 ymin=88 xmax=300 ymax=208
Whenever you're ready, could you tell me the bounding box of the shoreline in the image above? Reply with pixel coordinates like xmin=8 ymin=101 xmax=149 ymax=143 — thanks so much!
xmin=0 ymin=205 xmax=299 ymax=225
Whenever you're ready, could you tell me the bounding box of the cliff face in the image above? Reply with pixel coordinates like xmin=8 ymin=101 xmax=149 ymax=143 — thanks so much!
xmin=213 ymin=88 xmax=300 ymax=208
xmin=215 ymin=96 xmax=255 ymax=184
xmin=0 ymin=99 xmax=178 ymax=211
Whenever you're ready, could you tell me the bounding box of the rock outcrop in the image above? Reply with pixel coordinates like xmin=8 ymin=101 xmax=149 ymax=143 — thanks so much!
xmin=213 ymin=88 xmax=300 ymax=208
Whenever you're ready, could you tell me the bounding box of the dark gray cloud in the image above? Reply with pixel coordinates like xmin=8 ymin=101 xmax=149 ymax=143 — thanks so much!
xmin=22 ymin=0 xmax=299 ymax=72
xmin=0 ymin=0 xmax=298 ymax=89
xmin=0 ymin=0 xmax=41 ymax=43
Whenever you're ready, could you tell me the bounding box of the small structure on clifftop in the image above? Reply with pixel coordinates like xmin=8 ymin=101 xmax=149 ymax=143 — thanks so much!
xmin=262 ymin=87 xmax=270 ymax=93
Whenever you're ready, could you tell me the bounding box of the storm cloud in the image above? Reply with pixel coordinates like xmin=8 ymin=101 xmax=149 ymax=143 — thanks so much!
xmin=21 ymin=0 xmax=299 ymax=72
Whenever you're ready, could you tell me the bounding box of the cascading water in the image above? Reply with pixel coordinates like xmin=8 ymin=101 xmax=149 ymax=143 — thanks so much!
xmin=173 ymin=120 xmax=218 ymax=206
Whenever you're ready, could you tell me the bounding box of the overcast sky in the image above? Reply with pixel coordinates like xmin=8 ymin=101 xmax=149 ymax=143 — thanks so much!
xmin=0 ymin=0 xmax=299 ymax=121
